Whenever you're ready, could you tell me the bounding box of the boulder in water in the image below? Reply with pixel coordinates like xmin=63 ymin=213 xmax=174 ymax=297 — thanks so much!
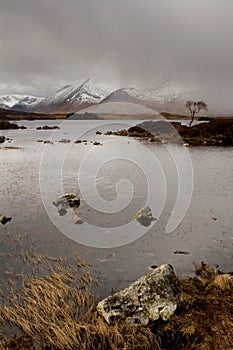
xmin=53 ymin=193 xmax=80 ymax=216
xmin=135 ymin=206 xmax=156 ymax=227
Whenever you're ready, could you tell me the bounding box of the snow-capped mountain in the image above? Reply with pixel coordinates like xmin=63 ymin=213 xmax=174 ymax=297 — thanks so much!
xmin=0 ymin=95 xmax=44 ymax=111
xmin=100 ymin=86 xmax=169 ymax=112
xmin=101 ymin=79 xmax=206 ymax=115
xmin=30 ymin=78 xmax=112 ymax=113
xmin=1 ymin=77 xmax=209 ymax=116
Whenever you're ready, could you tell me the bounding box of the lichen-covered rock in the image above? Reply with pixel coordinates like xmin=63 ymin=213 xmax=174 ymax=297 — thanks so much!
xmin=97 ymin=264 xmax=179 ymax=325
xmin=135 ymin=206 xmax=156 ymax=227
xmin=53 ymin=193 xmax=80 ymax=216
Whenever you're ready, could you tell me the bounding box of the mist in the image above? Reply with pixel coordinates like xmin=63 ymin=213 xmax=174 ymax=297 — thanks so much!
xmin=0 ymin=0 xmax=233 ymax=112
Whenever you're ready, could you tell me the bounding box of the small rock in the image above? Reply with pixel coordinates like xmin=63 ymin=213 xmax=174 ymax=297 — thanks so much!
xmin=150 ymin=265 xmax=158 ymax=269
xmin=173 ymin=250 xmax=190 ymax=255
xmin=53 ymin=193 xmax=80 ymax=216
xmin=75 ymin=218 xmax=84 ymax=225
xmin=135 ymin=206 xmax=156 ymax=227
xmin=0 ymin=215 xmax=12 ymax=225
xmin=0 ymin=136 xmax=6 ymax=144
xmin=36 ymin=125 xmax=60 ymax=130
xmin=97 ymin=264 xmax=179 ymax=325
xmin=59 ymin=139 xmax=71 ymax=143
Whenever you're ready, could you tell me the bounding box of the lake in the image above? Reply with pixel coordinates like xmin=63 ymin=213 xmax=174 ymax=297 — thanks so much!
xmin=0 ymin=119 xmax=232 ymax=296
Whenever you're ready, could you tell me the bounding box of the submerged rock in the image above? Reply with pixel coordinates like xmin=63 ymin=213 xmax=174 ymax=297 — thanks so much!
xmin=43 ymin=140 xmax=53 ymax=144
xmin=97 ymin=264 xmax=179 ymax=325
xmin=75 ymin=218 xmax=84 ymax=225
xmin=135 ymin=206 xmax=156 ymax=227
xmin=74 ymin=139 xmax=82 ymax=144
xmin=59 ymin=139 xmax=71 ymax=143
xmin=53 ymin=193 xmax=80 ymax=216
xmin=173 ymin=250 xmax=190 ymax=255
xmin=36 ymin=125 xmax=60 ymax=130
xmin=0 ymin=215 xmax=12 ymax=225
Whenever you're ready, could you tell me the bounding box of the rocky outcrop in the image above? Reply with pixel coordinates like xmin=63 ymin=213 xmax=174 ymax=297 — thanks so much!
xmin=0 ymin=120 xmax=26 ymax=130
xmin=97 ymin=264 xmax=179 ymax=325
xmin=107 ymin=118 xmax=233 ymax=146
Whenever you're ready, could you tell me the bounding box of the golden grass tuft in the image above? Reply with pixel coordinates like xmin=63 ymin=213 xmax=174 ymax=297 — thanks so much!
xmin=0 ymin=232 xmax=158 ymax=349
xmin=213 ymin=274 xmax=233 ymax=290
xmin=0 ymin=269 xmax=158 ymax=350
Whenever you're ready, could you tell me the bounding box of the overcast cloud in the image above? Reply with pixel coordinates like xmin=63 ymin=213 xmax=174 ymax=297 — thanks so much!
xmin=1 ymin=0 xmax=233 ymax=110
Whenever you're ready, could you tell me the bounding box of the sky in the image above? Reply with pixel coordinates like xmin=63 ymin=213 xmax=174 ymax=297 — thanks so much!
xmin=1 ymin=0 xmax=233 ymax=110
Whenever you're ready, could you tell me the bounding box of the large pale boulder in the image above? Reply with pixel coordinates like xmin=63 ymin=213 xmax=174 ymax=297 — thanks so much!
xmin=97 ymin=264 xmax=179 ymax=325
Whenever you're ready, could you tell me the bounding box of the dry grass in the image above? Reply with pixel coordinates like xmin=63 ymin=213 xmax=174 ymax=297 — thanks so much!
xmin=0 ymin=232 xmax=158 ymax=350
xmin=0 ymin=233 xmax=233 ymax=349
xmin=0 ymin=269 xmax=157 ymax=350
xmin=153 ymin=263 xmax=233 ymax=350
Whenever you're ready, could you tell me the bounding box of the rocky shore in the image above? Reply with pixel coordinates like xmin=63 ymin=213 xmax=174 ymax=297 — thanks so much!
xmin=0 ymin=258 xmax=233 ymax=350
xmin=106 ymin=118 xmax=233 ymax=146
xmin=0 ymin=120 xmax=27 ymax=130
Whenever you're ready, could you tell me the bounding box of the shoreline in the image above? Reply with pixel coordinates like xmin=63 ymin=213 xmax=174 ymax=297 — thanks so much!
xmin=0 ymin=249 xmax=232 ymax=350
xmin=106 ymin=118 xmax=233 ymax=147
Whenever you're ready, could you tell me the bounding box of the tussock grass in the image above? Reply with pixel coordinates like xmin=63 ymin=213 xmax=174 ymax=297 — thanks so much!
xmin=0 ymin=233 xmax=233 ymax=349
xmin=153 ymin=262 xmax=233 ymax=350
xmin=0 ymin=232 xmax=158 ymax=350
xmin=0 ymin=268 xmax=157 ymax=350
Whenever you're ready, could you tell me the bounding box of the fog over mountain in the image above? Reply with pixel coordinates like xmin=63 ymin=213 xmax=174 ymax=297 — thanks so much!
xmin=1 ymin=0 xmax=233 ymax=114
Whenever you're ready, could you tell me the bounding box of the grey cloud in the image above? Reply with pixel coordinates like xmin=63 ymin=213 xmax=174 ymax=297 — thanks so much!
xmin=0 ymin=0 xmax=233 ymax=111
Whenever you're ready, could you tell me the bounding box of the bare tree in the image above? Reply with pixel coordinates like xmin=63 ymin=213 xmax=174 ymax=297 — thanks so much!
xmin=185 ymin=101 xmax=208 ymax=127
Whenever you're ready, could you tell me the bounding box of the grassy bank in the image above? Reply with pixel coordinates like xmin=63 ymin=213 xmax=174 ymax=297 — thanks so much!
xmin=0 ymin=233 xmax=232 ymax=349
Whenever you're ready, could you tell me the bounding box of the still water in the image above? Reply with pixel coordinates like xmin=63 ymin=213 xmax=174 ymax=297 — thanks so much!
xmin=0 ymin=120 xmax=232 ymax=296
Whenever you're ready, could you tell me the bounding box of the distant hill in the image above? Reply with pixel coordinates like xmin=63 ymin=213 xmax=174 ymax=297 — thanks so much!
xmin=0 ymin=107 xmax=65 ymax=120
xmin=68 ymin=112 xmax=102 ymax=120
xmin=71 ymin=101 xmax=161 ymax=119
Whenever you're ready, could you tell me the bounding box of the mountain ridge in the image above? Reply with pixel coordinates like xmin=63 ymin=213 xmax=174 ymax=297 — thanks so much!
xmin=1 ymin=78 xmax=209 ymax=116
